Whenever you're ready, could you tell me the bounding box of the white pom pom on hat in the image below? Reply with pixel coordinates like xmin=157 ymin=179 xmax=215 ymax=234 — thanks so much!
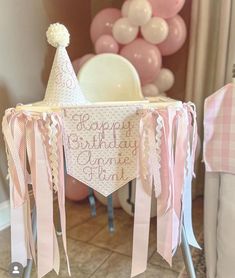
xmin=32 ymin=22 xmax=89 ymax=108
xmin=46 ymin=23 xmax=70 ymax=48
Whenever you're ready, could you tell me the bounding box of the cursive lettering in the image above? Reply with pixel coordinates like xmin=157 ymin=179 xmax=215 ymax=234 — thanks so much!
xmin=72 ymin=113 xmax=134 ymax=137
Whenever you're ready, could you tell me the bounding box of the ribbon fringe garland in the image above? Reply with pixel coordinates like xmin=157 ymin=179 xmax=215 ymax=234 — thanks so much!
xmin=2 ymin=103 xmax=199 ymax=278
xmin=131 ymin=103 xmax=199 ymax=277
xmin=2 ymin=108 xmax=70 ymax=278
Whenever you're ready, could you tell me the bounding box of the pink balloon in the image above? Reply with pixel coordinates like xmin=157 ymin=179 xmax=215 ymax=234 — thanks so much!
xmin=148 ymin=0 xmax=185 ymax=19
xmin=65 ymin=175 xmax=89 ymax=201
xmin=72 ymin=59 xmax=81 ymax=74
xmin=120 ymin=38 xmax=162 ymax=85
xmin=95 ymin=35 xmax=119 ymax=54
xmin=90 ymin=8 xmax=121 ymax=43
xmin=72 ymin=54 xmax=95 ymax=74
xmin=157 ymin=15 xmax=187 ymax=56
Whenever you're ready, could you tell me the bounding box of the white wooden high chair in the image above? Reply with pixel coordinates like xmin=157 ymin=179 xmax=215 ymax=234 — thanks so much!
xmin=24 ymin=53 xmax=196 ymax=278
xmin=77 ymin=53 xmax=144 ymax=102
xmin=77 ymin=53 xmax=196 ymax=278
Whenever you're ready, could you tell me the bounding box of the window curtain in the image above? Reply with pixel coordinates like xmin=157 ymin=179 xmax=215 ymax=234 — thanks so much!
xmin=185 ymin=0 xmax=235 ymax=197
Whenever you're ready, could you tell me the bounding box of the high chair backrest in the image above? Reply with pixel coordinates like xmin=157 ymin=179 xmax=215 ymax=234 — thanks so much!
xmin=77 ymin=54 xmax=144 ymax=102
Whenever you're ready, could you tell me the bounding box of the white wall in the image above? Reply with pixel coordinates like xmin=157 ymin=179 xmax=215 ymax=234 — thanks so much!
xmin=0 ymin=0 xmax=49 ymax=202
xmin=0 ymin=0 xmax=92 ymax=203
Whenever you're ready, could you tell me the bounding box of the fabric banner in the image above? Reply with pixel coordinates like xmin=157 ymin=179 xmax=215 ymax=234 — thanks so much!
xmin=204 ymin=83 xmax=235 ymax=174
xmin=63 ymin=104 xmax=143 ymax=196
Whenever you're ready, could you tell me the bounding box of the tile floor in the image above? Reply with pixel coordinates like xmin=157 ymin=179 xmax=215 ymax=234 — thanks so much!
xmin=0 ymin=197 xmax=203 ymax=277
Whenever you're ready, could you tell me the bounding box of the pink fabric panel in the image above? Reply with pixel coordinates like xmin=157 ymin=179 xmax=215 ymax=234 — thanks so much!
xmin=204 ymin=83 xmax=235 ymax=174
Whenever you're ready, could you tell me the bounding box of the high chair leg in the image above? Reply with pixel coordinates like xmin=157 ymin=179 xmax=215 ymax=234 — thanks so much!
xmin=181 ymin=226 xmax=196 ymax=278
xmin=24 ymin=206 xmax=37 ymax=278
xmin=107 ymin=194 xmax=114 ymax=232
xmin=88 ymin=188 xmax=96 ymax=217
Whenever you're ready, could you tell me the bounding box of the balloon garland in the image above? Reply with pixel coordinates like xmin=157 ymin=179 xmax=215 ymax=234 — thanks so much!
xmin=73 ymin=0 xmax=187 ymax=97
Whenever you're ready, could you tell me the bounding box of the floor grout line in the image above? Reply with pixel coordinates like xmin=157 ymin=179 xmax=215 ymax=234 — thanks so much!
xmin=148 ymin=247 xmax=157 ymax=262
xmin=178 ymin=267 xmax=186 ymax=278
xmin=67 ymin=224 xmax=107 ymax=243
xmin=148 ymin=260 xmax=181 ymax=274
xmin=66 ymin=233 xmax=139 ymax=277
xmin=66 ymin=211 xmax=107 ymax=232
xmin=88 ymin=251 xmax=114 ymax=278
xmin=66 ymin=206 xmax=134 ymax=233
xmin=0 ymin=198 xmax=203 ymax=277
xmin=67 ymin=235 xmax=135 ymax=259
xmin=0 ymin=266 xmax=8 ymax=273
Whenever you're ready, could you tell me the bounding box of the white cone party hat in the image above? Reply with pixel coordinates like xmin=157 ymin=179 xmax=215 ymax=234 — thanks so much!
xmin=33 ymin=23 xmax=88 ymax=107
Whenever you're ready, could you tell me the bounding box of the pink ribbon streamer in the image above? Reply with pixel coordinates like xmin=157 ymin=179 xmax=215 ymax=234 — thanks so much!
xmin=131 ymin=103 xmax=199 ymax=277
xmin=55 ymin=115 xmax=71 ymax=275
xmin=182 ymin=103 xmax=201 ymax=249
xmin=157 ymin=107 xmax=177 ymax=266
xmin=172 ymin=108 xmax=189 ymax=251
xmin=2 ymin=110 xmax=35 ymax=267
xmin=2 ymin=109 xmax=70 ymax=278
xmin=3 ymin=104 xmax=198 ymax=278
xmin=131 ymin=113 xmax=154 ymax=277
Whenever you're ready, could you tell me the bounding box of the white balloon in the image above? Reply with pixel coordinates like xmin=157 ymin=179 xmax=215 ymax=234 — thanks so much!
xmin=128 ymin=0 xmax=152 ymax=27
xmin=94 ymin=191 xmax=121 ymax=208
xmin=154 ymin=68 xmax=175 ymax=91
xmin=142 ymin=83 xmax=160 ymax=97
xmin=118 ymin=180 xmax=157 ymax=217
xmin=121 ymin=0 xmax=131 ymax=17
xmin=141 ymin=17 xmax=169 ymax=44
xmin=112 ymin=17 xmax=138 ymax=44
xmin=160 ymin=92 xmax=167 ymax=97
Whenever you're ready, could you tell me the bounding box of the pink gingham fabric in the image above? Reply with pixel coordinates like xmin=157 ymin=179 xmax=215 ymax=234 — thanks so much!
xmin=204 ymin=83 xmax=235 ymax=174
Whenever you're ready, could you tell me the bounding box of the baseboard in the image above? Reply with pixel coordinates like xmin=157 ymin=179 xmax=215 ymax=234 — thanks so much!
xmin=0 ymin=193 xmax=57 ymax=231
xmin=0 ymin=200 xmax=10 ymax=231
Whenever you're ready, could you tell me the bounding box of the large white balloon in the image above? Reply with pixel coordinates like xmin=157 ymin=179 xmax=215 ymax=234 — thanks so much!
xmin=141 ymin=17 xmax=169 ymax=44
xmin=142 ymin=83 xmax=160 ymax=97
xmin=121 ymin=0 xmax=131 ymax=17
xmin=118 ymin=180 xmax=157 ymax=217
xmin=94 ymin=191 xmax=121 ymax=208
xmin=159 ymin=92 xmax=167 ymax=97
xmin=154 ymin=68 xmax=175 ymax=91
xmin=128 ymin=0 xmax=152 ymax=27
xmin=112 ymin=17 xmax=138 ymax=44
